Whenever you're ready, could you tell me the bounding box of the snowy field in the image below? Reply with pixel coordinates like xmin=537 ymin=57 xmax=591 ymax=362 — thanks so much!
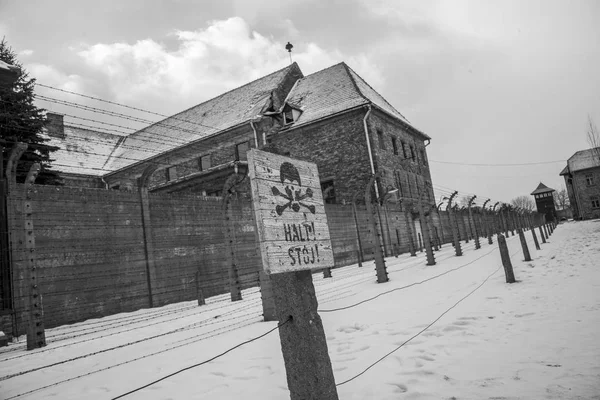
xmin=1 ymin=221 xmax=599 ymax=399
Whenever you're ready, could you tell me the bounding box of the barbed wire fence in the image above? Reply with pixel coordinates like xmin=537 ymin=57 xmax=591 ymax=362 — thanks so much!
xmin=0 ymin=84 xmax=557 ymax=398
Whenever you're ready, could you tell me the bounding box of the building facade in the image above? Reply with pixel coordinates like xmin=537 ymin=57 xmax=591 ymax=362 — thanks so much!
xmin=50 ymin=62 xmax=435 ymax=206
xmin=560 ymin=147 xmax=600 ymax=220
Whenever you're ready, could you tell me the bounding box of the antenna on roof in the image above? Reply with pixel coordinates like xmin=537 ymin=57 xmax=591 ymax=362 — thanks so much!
xmin=285 ymin=42 xmax=294 ymax=64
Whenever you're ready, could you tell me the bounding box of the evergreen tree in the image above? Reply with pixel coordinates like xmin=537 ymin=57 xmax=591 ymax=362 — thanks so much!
xmin=0 ymin=38 xmax=62 ymax=185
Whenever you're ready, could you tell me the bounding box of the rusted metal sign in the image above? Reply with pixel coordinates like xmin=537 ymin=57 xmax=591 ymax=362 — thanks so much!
xmin=247 ymin=149 xmax=334 ymax=274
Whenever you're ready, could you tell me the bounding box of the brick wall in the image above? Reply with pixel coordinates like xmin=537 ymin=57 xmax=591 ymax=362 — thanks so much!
xmin=7 ymin=180 xmax=461 ymax=334
xmin=568 ymin=167 xmax=600 ymax=219
xmin=268 ymin=109 xmax=373 ymax=204
xmin=9 ymin=185 xmax=148 ymax=333
xmin=368 ymin=110 xmax=434 ymax=202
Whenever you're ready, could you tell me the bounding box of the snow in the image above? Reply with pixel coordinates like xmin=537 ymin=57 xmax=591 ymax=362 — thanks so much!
xmin=1 ymin=221 xmax=599 ymax=399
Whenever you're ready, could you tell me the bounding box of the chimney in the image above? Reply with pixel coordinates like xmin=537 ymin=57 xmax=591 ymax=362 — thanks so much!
xmin=46 ymin=113 xmax=65 ymax=139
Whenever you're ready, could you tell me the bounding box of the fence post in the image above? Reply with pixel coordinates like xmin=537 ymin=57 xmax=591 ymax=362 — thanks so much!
xmin=542 ymin=223 xmax=549 ymax=240
xmin=436 ymin=203 xmax=445 ymax=246
xmin=4 ymin=143 xmax=27 ymax=338
xmin=539 ymin=225 xmax=547 ymax=243
xmin=402 ymin=200 xmax=417 ymax=257
xmin=530 ymin=216 xmax=541 ymax=250
xmin=138 ymin=164 xmax=159 ymax=308
xmin=417 ymin=192 xmax=435 ymax=265
xmin=22 ymin=163 xmax=46 ymax=350
xmin=468 ymin=196 xmax=480 ymax=250
xmin=222 ymin=172 xmax=244 ymax=302
xmin=447 ymin=192 xmax=462 ymax=256
xmin=518 ymin=229 xmax=531 ymax=262
xmin=365 ymin=172 xmax=388 ymax=283
xmin=497 ymin=234 xmax=516 ymax=283
xmin=351 ymin=192 xmax=364 ymax=267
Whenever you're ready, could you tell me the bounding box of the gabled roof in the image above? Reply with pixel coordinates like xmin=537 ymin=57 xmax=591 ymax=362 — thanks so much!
xmin=44 ymin=126 xmax=125 ymax=176
xmin=560 ymin=147 xmax=600 ymax=175
xmin=283 ymin=62 xmax=429 ymax=139
xmin=530 ymin=182 xmax=555 ymax=195
xmin=103 ymin=62 xmax=302 ymax=172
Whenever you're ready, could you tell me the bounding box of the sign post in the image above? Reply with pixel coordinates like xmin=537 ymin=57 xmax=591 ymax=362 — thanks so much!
xmin=247 ymin=149 xmax=338 ymax=400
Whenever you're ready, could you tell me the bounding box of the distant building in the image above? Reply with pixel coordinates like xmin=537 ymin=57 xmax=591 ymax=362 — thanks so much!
xmin=530 ymin=182 xmax=557 ymax=222
xmin=560 ymin=147 xmax=600 ymax=220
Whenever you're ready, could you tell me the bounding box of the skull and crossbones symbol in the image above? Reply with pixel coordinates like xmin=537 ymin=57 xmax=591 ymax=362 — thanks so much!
xmin=271 ymin=162 xmax=316 ymax=216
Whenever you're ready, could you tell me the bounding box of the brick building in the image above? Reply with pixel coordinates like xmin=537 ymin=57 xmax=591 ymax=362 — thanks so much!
xmin=52 ymin=62 xmax=435 ymax=204
xmin=530 ymin=182 xmax=556 ymax=222
xmin=560 ymin=147 xmax=600 ymax=220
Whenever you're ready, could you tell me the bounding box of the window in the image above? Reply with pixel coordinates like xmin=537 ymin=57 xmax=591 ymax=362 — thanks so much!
xmin=585 ymin=174 xmax=594 ymax=186
xmin=166 ymin=166 xmax=177 ymax=182
xmin=409 ymin=145 xmax=415 ymax=161
xmin=420 ymin=149 xmax=427 ymax=166
xmin=377 ymin=130 xmax=385 ymax=150
xmin=391 ymin=137 xmax=399 ymax=155
xmin=283 ymin=109 xmax=294 ymax=125
xmin=592 ymin=196 xmax=600 ymax=209
xmin=199 ymin=154 xmax=212 ymax=171
xmin=321 ymin=180 xmax=336 ymax=204
xmin=401 ymin=141 xmax=408 ymax=158
xmin=235 ymin=142 xmax=249 ymax=161
xmin=207 ymin=190 xmax=222 ymax=197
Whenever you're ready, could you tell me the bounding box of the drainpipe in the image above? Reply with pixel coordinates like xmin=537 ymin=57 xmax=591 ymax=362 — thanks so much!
xmin=362 ymin=104 xmax=379 ymax=198
xmin=250 ymin=120 xmax=259 ymax=148
xmin=100 ymin=176 xmax=109 ymax=189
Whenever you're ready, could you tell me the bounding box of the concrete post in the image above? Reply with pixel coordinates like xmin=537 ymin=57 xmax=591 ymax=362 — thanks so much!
xmin=531 ymin=223 xmax=541 ymax=251
xmin=351 ymin=192 xmax=364 ymax=267
xmin=518 ymin=229 xmax=531 ymax=262
xmin=468 ymin=196 xmax=480 ymax=250
xmin=403 ymin=201 xmax=417 ymax=257
xmin=222 ymin=172 xmax=245 ymax=302
xmin=447 ymin=192 xmax=462 ymax=256
xmin=417 ymin=193 xmax=435 ymax=266
xmin=543 ymin=224 xmax=549 ymax=240
xmin=365 ymin=173 xmax=388 ymax=283
xmin=498 ymin=234 xmax=516 ymax=283
xmin=4 ymin=143 xmax=27 ymax=338
xmin=375 ymin=205 xmax=388 ymax=257
xmin=24 ymin=163 xmax=46 ymax=350
xmin=138 ymin=164 xmax=159 ymax=308
xmin=259 ymin=270 xmax=276 ymax=321
xmin=539 ymin=225 xmax=547 ymax=244
xmin=271 ymin=271 xmax=339 ymax=400
xmin=436 ymin=203 xmax=445 ymax=246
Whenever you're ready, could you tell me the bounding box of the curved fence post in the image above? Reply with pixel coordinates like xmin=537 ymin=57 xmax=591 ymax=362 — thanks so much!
xmin=222 ymin=170 xmax=246 ymax=301
xmin=138 ymin=163 xmax=159 ymax=308
xmin=23 ymin=163 xmax=46 ymax=350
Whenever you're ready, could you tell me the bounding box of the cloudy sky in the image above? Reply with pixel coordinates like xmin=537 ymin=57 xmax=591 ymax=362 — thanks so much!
xmin=1 ymin=0 xmax=599 ymax=204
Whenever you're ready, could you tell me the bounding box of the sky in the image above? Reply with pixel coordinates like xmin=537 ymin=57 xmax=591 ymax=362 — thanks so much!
xmin=1 ymin=0 xmax=599 ymax=204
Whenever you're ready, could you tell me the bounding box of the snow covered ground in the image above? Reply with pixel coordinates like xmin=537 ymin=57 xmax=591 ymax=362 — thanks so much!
xmin=1 ymin=221 xmax=599 ymax=399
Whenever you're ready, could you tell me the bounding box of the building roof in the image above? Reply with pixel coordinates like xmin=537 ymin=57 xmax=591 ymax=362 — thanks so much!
xmin=283 ymin=62 xmax=429 ymax=139
xmin=103 ymin=62 xmax=302 ymax=172
xmin=559 ymin=147 xmax=600 ymax=175
xmin=45 ymin=126 xmax=125 ymax=176
xmin=530 ymin=182 xmax=555 ymax=195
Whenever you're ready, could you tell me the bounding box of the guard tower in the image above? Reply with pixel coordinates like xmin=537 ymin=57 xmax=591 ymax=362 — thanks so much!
xmin=530 ymin=182 xmax=557 ymax=222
